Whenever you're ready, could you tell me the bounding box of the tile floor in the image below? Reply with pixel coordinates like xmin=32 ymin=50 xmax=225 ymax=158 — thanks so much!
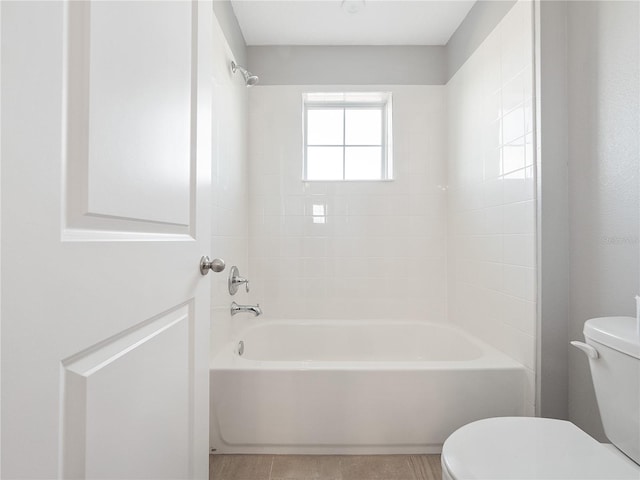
xmin=210 ymin=454 xmax=442 ymax=480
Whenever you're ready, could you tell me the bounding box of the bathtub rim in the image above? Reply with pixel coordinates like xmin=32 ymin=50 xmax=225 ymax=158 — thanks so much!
xmin=210 ymin=319 xmax=527 ymax=371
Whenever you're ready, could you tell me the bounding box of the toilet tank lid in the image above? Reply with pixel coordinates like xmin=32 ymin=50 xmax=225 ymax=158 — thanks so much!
xmin=584 ymin=317 xmax=640 ymax=359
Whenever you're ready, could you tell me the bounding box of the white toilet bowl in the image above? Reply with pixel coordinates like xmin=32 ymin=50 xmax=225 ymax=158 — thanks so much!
xmin=441 ymin=316 xmax=640 ymax=480
xmin=441 ymin=417 xmax=640 ymax=479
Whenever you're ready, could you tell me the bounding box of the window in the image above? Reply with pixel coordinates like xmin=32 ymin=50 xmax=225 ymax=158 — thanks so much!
xmin=303 ymin=92 xmax=392 ymax=181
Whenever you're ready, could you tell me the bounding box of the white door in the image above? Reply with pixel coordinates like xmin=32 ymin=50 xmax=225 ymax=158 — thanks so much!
xmin=1 ymin=1 xmax=215 ymax=478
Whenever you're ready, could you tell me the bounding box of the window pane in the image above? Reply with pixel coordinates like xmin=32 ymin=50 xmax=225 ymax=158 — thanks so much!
xmin=345 ymin=147 xmax=382 ymax=180
xmin=345 ymin=109 xmax=382 ymax=145
xmin=307 ymin=147 xmax=343 ymax=180
xmin=307 ymin=109 xmax=344 ymax=145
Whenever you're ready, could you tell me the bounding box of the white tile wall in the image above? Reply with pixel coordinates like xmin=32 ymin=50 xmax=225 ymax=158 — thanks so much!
xmin=209 ymin=14 xmax=250 ymax=356
xmin=239 ymin=0 xmax=536 ymax=410
xmin=447 ymin=0 xmax=536 ymax=412
xmin=248 ymin=86 xmax=448 ymax=320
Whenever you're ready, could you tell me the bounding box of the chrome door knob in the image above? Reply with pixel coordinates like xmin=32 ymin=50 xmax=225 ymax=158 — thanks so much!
xmin=200 ymin=256 xmax=225 ymax=275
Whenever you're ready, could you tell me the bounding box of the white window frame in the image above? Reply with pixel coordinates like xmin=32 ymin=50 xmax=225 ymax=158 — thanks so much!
xmin=303 ymin=93 xmax=393 ymax=181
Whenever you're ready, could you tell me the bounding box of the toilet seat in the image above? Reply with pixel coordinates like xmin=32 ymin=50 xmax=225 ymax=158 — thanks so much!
xmin=441 ymin=417 xmax=640 ymax=480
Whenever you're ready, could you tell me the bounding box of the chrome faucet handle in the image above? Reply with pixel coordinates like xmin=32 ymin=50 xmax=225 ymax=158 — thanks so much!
xmin=230 ymin=301 xmax=262 ymax=317
xmin=228 ymin=266 xmax=249 ymax=295
xmin=237 ymin=277 xmax=249 ymax=293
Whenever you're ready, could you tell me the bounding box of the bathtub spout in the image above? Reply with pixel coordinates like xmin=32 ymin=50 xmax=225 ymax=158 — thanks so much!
xmin=230 ymin=301 xmax=262 ymax=317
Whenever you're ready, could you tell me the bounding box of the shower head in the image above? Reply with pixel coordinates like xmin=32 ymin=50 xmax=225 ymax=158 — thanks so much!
xmin=231 ymin=61 xmax=259 ymax=87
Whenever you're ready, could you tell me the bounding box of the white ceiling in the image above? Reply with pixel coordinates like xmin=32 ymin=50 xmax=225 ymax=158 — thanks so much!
xmin=230 ymin=1 xmax=477 ymax=46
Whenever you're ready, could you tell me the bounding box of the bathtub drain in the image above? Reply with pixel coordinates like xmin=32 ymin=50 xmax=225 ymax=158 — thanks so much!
xmin=238 ymin=340 xmax=244 ymax=356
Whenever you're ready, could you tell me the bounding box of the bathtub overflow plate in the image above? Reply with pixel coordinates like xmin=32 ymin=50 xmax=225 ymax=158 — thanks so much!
xmin=238 ymin=340 xmax=244 ymax=356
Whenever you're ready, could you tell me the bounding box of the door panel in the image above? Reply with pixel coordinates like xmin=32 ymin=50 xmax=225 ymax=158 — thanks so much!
xmin=66 ymin=1 xmax=195 ymax=235
xmin=61 ymin=302 xmax=194 ymax=479
xmin=1 ymin=1 xmax=213 ymax=478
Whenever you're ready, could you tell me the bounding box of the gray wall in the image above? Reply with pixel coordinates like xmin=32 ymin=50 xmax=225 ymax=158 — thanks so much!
xmin=535 ymin=0 xmax=570 ymax=421
xmin=212 ymin=0 xmax=247 ymax=65
xmin=535 ymin=0 xmax=640 ymax=433
xmin=247 ymin=46 xmax=446 ymax=85
xmin=566 ymin=0 xmax=640 ymax=440
xmin=446 ymin=0 xmax=517 ymax=79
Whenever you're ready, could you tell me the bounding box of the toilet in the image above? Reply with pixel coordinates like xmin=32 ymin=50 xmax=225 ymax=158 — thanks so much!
xmin=441 ymin=316 xmax=640 ymax=479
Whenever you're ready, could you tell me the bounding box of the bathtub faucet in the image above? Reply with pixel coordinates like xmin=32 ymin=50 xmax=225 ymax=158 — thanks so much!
xmin=230 ymin=301 xmax=262 ymax=317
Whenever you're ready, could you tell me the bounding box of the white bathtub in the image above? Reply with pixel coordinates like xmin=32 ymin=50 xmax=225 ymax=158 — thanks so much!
xmin=210 ymin=320 xmax=526 ymax=454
